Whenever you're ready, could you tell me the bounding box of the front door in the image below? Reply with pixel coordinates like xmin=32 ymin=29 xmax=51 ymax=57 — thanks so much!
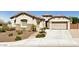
xmin=45 ymin=21 xmax=49 ymax=28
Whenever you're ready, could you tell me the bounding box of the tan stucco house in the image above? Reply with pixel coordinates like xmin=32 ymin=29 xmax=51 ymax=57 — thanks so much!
xmin=42 ymin=14 xmax=70 ymax=30
xmin=10 ymin=12 xmax=70 ymax=31
xmin=10 ymin=12 xmax=45 ymax=31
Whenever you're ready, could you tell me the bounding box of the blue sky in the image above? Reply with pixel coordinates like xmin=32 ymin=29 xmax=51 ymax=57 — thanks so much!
xmin=0 ymin=11 xmax=79 ymax=22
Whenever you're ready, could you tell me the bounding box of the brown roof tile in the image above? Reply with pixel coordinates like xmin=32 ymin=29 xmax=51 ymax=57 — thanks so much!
xmin=42 ymin=14 xmax=53 ymax=17
xmin=10 ymin=12 xmax=45 ymax=21
xmin=49 ymin=16 xmax=70 ymax=20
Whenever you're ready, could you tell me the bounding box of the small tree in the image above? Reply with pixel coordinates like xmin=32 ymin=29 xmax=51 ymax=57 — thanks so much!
xmin=2 ymin=24 xmax=9 ymax=31
xmin=31 ymin=24 xmax=36 ymax=31
xmin=71 ymin=17 xmax=78 ymax=24
xmin=15 ymin=36 xmax=22 ymax=41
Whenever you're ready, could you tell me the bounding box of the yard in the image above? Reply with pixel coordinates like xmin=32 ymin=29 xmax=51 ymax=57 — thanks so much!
xmin=1 ymin=30 xmax=78 ymax=47
xmin=0 ymin=30 xmax=35 ymax=42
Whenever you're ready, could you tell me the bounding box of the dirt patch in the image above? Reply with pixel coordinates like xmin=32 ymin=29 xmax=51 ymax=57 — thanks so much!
xmin=0 ymin=30 xmax=35 ymax=42
xmin=70 ymin=29 xmax=79 ymax=38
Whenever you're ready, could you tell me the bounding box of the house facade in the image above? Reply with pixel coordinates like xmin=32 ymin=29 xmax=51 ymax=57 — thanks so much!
xmin=10 ymin=12 xmax=45 ymax=31
xmin=10 ymin=12 xmax=70 ymax=31
xmin=42 ymin=14 xmax=70 ymax=30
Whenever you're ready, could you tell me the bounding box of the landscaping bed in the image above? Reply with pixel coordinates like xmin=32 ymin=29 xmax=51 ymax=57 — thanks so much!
xmin=36 ymin=30 xmax=46 ymax=38
xmin=0 ymin=30 xmax=34 ymax=42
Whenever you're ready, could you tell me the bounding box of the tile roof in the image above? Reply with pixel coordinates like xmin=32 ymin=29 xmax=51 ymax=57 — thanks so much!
xmin=10 ymin=12 xmax=70 ymax=21
xmin=10 ymin=12 xmax=45 ymax=21
xmin=42 ymin=14 xmax=53 ymax=17
xmin=49 ymin=16 xmax=70 ymax=20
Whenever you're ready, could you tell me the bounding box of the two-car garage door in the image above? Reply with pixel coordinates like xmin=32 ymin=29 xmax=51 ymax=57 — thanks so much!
xmin=51 ymin=22 xmax=68 ymax=30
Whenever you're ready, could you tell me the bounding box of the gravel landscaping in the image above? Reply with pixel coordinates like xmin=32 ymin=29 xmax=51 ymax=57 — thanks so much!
xmin=0 ymin=30 xmax=78 ymax=47
xmin=0 ymin=30 xmax=35 ymax=42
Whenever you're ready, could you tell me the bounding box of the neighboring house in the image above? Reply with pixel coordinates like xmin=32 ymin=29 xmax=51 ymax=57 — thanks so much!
xmin=10 ymin=12 xmax=45 ymax=31
xmin=10 ymin=12 xmax=70 ymax=31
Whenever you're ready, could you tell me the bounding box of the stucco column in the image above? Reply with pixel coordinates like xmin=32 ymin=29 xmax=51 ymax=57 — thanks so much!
xmin=36 ymin=25 xmax=40 ymax=32
xmin=44 ymin=21 xmax=46 ymax=28
xmin=68 ymin=21 xmax=70 ymax=30
xmin=49 ymin=21 xmax=52 ymax=30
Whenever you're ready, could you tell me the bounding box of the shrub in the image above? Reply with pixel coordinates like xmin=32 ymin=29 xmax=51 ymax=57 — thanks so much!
xmin=36 ymin=33 xmax=45 ymax=38
xmin=2 ymin=24 xmax=9 ymax=30
xmin=0 ymin=28 xmax=6 ymax=32
xmin=43 ymin=27 xmax=49 ymax=30
xmin=31 ymin=24 xmax=36 ymax=32
xmin=39 ymin=30 xmax=46 ymax=33
xmin=17 ymin=30 xmax=23 ymax=35
xmin=15 ymin=36 xmax=22 ymax=41
xmin=10 ymin=27 xmax=15 ymax=30
xmin=7 ymin=27 xmax=15 ymax=31
xmin=39 ymin=28 xmax=46 ymax=33
xmin=8 ymin=33 xmax=13 ymax=36
xmin=2 ymin=24 xmax=15 ymax=31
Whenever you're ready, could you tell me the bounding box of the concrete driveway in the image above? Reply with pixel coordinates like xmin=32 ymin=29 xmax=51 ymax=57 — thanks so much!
xmin=42 ymin=30 xmax=78 ymax=46
xmin=45 ymin=30 xmax=72 ymax=40
xmin=0 ymin=30 xmax=79 ymax=47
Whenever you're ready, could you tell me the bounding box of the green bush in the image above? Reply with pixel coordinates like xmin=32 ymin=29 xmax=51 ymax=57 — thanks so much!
xmin=15 ymin=36 xmax=22 ymax=41
xmin=43 ymin=27 xmax=49 ymax=29
xmin=39 ymin=30 xmax=46 ymax=33
xmin=17 ymin=30 xmax=23 ymax=35
xmin=31 ymin=24 xmax=36 ymax=32
xmin=0 ymin=28 xmax=6 ymax=32
xmin=8 ymin=33 xmax=13 ymax=36
xmin=7 ymin=27 xmax=15 ymax=31
xmin=36 ymin=33 xmax=45 ymax=38
xmin=10 ymin=27 xmax=15 ymax=31
xmin=1 ymin=24 xmax=15 ymax=31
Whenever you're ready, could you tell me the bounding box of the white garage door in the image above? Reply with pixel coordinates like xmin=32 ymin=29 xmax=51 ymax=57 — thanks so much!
xmin=52 ymin=22 xmax=67 ymax=30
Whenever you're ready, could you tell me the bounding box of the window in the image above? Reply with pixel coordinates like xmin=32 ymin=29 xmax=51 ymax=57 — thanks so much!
xmin=14 ymin=19 xmax=16 ymax=23
xmin=21 ymin=19 xmax=27 ymax=26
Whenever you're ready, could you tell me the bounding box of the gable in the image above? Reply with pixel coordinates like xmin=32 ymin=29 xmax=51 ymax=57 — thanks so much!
xmin=10 ymin=12 xmax=34 ymax=19
xmin=15 ymin=14 xmax=32 ymax=20
xmin=48 ymin=16 xmax=70 ymax=20
xmin=10 ymin=12 xmax=45 ymax=21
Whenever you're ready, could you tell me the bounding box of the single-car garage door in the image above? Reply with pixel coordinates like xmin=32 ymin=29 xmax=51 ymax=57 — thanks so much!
xmin=51 ymin=22 xmax=68 ymax=30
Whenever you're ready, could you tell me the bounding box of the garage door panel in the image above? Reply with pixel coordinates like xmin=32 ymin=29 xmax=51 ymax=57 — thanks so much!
xmin=52 ymin=23 xmax=67 ymax=30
